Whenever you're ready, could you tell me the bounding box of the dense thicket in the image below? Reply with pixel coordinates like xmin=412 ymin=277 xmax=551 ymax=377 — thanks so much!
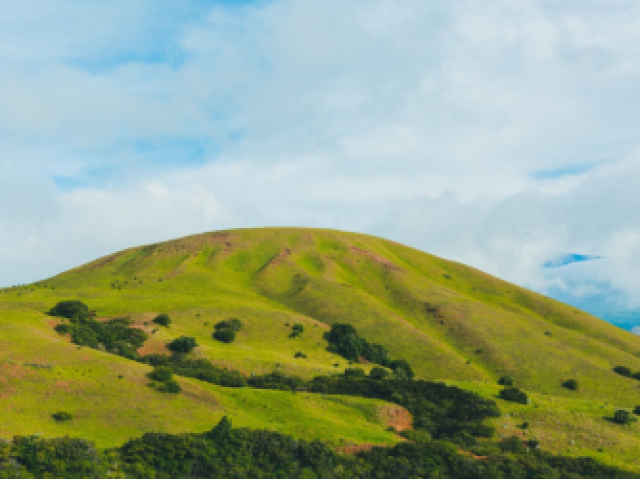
xmin=308 ymin=375 xmax=501 ymax=443
xmin=324 ymin=323 xmax=414 ymax=378
xmin=54 ymin=317 xmax=148 ymax=359
xmin=140 ymin=354 xmax=247 ymax=387
xmin=3 ymin=419 xmax=638 ymax=478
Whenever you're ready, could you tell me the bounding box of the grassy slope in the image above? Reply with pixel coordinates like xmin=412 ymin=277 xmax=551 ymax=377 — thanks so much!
xmin=2 ymin=227 xmax=640 ymax=468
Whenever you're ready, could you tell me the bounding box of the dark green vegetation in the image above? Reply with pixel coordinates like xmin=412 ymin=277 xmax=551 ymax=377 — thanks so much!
xmin=2 ymin=418 xmax=639 ymax=479
xmin=4 ymin=228 xmax=640 ymax=474
xmin=212 ymin=319 xmax=242 ymax=343
xmin=324 ymin=324 xmax=413 ymax=378
xmin=152 ymin=314 xmax=172 ymax=327
xmin=51 ymin=302 xmax=148 ymax=360
xmin=168 ymin=336 xmax=199 ymax=353
xmin=51 ymin=412 xmax=73 ymax=422
xmin=499 ymin=387 xmax=529 ymax=405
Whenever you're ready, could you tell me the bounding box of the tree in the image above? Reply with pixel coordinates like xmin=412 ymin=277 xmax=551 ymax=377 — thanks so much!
xmin=208 ymin=416 xmax=232 ymax=442
xmin=344 ymin=368 xmax=366 ymax=378
xmin=388 ymin=360 xmax=414 ymax=379
xmin=324 ymin=323 xmax=357 ymax=344
xmin=498 ymin=375 xmax=514 ymax=386
xmin=499 ymin=387 xmax=529 ymax=404
xmin=168 ymin=336 xmax=198 ymax=353
xmin=158 ymin=379 xmax=182 ymax=394
xmin=152 ymin=314 xmax=172 ymax=327
xmin=613 ymin=366 xmax=633 ymax=377
xmin=213 ymin=328 xmax=236 ymax=343
xmin=52 ymin=411 xmax=74 ymax=421
xmin=148 ymin=366 xmax=173 ymax=382
xmin=48 ymin=301 xmax=89 ymax=321
xmin=369 ymin=366 xmax=390 ymax=380
xmin=215 ymin=319 xmax=242 ymax=332
xmin=290 ymin=323 xmax=304 ymax=337
xmin=614 ymin=409 xmax=637 ymax=425
xmin=562 ymin=379 xmax=578 ymax=391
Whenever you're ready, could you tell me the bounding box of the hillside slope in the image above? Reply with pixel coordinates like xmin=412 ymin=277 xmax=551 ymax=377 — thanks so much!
xmin=29 ymin=227 xmax=640 ymax=400
xmin=2 ymin=227 xmax=640 ymax=469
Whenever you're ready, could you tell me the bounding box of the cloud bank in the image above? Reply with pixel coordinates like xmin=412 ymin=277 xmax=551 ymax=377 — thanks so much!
xmin=1 ymin=0 xmax=640 ymax=319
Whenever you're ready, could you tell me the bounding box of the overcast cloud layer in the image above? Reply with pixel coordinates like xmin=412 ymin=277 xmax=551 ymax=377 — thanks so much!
xmin=1 ymin=0 xmax=640 ymax=321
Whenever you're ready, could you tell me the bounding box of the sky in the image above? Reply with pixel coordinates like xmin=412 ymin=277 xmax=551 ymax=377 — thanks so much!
xmin=1 ymin=0 xmax=640 ymax=323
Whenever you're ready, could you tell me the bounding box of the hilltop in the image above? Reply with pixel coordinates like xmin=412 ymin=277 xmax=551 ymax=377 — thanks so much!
xmin=2 ymin=227 xmax=640 ymax=471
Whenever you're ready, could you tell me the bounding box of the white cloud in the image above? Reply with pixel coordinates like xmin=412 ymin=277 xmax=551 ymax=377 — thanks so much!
xmin=1 ymin=0 xmax=640 ymax=319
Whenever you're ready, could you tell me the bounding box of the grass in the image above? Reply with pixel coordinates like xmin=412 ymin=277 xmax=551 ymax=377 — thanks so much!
xmin=2 ymin=227 xmax=640 ymax=469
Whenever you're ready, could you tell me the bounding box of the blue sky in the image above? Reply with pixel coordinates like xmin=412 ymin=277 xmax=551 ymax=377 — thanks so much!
xmin=1 ymin=0 xmax=640 ymax=324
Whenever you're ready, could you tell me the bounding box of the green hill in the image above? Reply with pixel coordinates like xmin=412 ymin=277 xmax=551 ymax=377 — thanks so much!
xmin=2 ymin=227 xmax=640 ymax=471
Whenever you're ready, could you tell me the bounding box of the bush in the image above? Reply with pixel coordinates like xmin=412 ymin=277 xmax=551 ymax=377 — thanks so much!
xmin=613 ymin=366 xmax=633 ymax=377
xmin=562 ymin=379 xmax=578 ymax=391
xmin=344 ymin=368 xmax=366 ymax=378
xmin=294 ymin=351 xmax=307 ymax=359
xmin=213 ymin=328 xmax=236 ymax=343
xmin=48 ymin=301 xmax=90 ymax=321
xmin=148 ymin=366 xmax=173 ymax=382
xmin=158 ymin=379 xmax=182 ymax=394
xmin=290 ymin=323 xmax=304 ymax=337
xmin=52 ymin=411 xmax=73 ymax=421
xmin=168 ymin=336 xmax=198 ymax=353
xmin=498 ymin=375 xmax=514 ymax=386
xmin=152 ymin=314 xmax=172 ymax=327
xmin=499 ymin=387 xmax=529 ymax=404
xmin=369 ymin=366 xmax=390 ymax=380
xmin=634 ymin=406 xmax=640 ymax=416
xmin=614 ymin=409 xmax=637 ymax=425
xmin=389 ymin=360 xmax=414 ymax=379
xmin=215 ymin=319 xmax=243 ymax=332
xmin=54 ymin=323 xmax=71 ymax=334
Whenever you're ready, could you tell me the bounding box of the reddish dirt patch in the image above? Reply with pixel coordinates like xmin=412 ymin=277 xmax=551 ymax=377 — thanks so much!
xmin=270 ymin=248 xmax=293 ymax=266
xmin=137 ymin=340 xmax=171 ymax=356
xmin=378 ymin=404 xmax=412 ymax=432
xmin=350 ymin=246 xmax=402 ymax=271
xmin=459 ymin=450 xmax=490 ymax=461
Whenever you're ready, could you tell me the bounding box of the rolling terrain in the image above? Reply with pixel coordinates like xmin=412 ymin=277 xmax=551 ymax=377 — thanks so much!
xmin=2 ymin=227 xmax=640 ymax=471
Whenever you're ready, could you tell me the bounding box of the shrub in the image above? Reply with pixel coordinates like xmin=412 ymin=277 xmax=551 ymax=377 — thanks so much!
xmin=294 ymin=351 xmax=307 ymax=359
xmin=613 ymin=366 xmax=633 ymax=377
xmin=52 ymin=411 xmax=73 ymax=422
xmin=152 ymin=314 xmax=172 ymax=327
xmin=344 ymin=368 xmax=366 ymax=378
xmin=158 ymin=379 xmax=182 ymax=394
xmin=562 ymin=379 xmax=578 ymax=391
xmin=168 ymin=336 xmax=198 ymax=353
xmin=215 ymin=319 xmax=243 ymax=332
xmin=148 ymin=366 xmax=173 ymax=382
xmin=369 ymin=366 xmax=390 ymax=380
xmin=614 ymin=409 xmax=637 ymax=425
xmin=499 ymin=387 xmax=529 ymax=404
xmin=290 ymin=323 xmax=304 ymax=337
xmin=634 ymin=406 xmax=640 ymax=416
xmin=54 ymin=323 xmax=71 ymax=334
xmin=389 ymin=360 xmax=414 ymax=379
xmin=48 ymin=301 xmax=89 ymax=321
xmin=498 ymin=375 xmax=514 ymax=386
xmin=213 ymin=328 xmax=236 ymax=343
